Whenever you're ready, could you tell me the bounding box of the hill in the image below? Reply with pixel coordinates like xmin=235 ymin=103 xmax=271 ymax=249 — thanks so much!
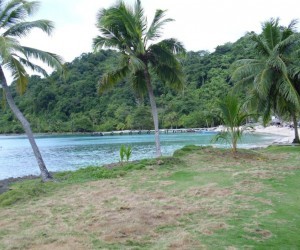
xmin=0 ymin=35 xmax=254 ymax=133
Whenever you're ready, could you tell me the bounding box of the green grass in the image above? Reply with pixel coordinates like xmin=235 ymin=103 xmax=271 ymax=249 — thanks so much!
xmin=0 ymin=145 xmax=300 ymax=249
xmin=0 ymin=159 xmax=158 ymax=207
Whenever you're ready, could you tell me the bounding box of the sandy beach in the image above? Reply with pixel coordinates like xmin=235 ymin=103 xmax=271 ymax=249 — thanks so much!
xmin=214 ymin=124 xmax=298 ymax=145
xmin=253 ymin=125 xmax=296 ymax=144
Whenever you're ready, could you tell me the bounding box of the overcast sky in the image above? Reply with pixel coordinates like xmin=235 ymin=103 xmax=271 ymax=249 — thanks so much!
xmin=19 ymin=0 xmax=300 ymax=63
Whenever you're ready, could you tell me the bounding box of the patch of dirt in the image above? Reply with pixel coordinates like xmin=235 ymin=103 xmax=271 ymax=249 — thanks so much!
xmin=244 ymin=227 xmax=272 ymax=241
xmin=187 ymin=185 xmax=233 ymax=198
xmin=234 ymin=180 xmax=264 ymax=193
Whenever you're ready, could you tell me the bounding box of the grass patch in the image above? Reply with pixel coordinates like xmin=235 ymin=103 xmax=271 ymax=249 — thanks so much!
xmin=0 ymin=159 xmax=158 ymax=207
xmin=173 ymin=144 xmax=211 ymax=157
xmin=0 ymin=145 xmax=299 ymax=249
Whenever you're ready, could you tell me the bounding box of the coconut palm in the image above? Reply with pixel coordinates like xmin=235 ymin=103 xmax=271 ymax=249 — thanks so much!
xmin=0 ymin=0 xmax=63 ymax=181
xmin=212 ymin=94 xmax=252 ymax=155
xmin=93 ymin=0 xmax=185 ymax=157
xmin=232 ymin=18 xmax=300 ymax=143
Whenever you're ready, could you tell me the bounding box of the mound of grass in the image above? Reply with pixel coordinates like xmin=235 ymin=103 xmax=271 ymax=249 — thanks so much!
xmin=173 ymin=145 xmax=211 ymax=157
xmin=0 ymin=180 xmax=59 ymax=207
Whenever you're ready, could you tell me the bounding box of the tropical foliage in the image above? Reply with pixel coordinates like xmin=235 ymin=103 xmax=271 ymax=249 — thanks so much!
xmin=0 ymin=0 xmax=63 ymax=181
xmin=93 ymin=0 xmax=186 ymax=156
xmin=0 ymin=36 xmax=255 ymax=134
xmin=120 ymin=145 xmax=132 ymax=163
xmin=212 ymin=94 xmax=253 ymax=154
xmin=232 ymin=18 xmax=300 ymax=143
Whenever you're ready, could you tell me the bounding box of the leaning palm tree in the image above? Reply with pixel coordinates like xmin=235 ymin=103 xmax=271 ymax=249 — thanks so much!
xmin=232 ymin=18 xmax=300 ymax=143
xmin=93 ymin=0 xmax=185 ymax=157
xmin=0 ymin=0 xmax=63 ymax=181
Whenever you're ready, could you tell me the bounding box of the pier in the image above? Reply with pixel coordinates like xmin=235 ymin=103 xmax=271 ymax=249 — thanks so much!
xmin=91 ymin=128 xmax=217 ymax=136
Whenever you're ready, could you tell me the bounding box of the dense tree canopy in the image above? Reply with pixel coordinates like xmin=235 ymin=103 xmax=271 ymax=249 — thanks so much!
xmin=0 ymin=32 xmax=279 ymax=135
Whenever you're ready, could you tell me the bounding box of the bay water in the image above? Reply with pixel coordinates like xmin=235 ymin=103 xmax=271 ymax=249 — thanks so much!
xmin=0 ymin=132 xmax=278 ymax=180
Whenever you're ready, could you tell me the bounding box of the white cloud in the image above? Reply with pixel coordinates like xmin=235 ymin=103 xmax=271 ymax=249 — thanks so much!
xmin=19 ymin=0 xmax=300 ymax=62
xmin=3 ymin=0 xmax=300 ymax=83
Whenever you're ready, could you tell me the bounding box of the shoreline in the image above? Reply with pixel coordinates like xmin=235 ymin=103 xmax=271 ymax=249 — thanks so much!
xmin=1 ymin=125 xmax=298 ymax=194
xmin=253 ymin=125 xmax=296 ymax=144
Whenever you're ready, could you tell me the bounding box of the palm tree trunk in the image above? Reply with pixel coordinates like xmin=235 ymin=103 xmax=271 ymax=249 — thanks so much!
xmin=292 ymin=114 xmax=300 ymax=144
xmin=144 ymin=68 xmax=162 ymax=157
xmin=0 ymin=67 xmax=52 ymax=181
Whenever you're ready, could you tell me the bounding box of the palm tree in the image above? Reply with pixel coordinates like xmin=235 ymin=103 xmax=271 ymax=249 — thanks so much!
xmin=0 ymin=0 xmax=63 ymax=181
xmin=232 ymin=18 xmax=300 ymax=143
xmin=212 ymin=94 xmax=252 ymax=155
xmin=93 ymin=0 xmax=185 ymax=157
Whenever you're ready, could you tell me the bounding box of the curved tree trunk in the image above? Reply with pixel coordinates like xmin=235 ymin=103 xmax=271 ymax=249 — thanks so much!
xmin=292 ymin=114 xmax=300 ymax=144
xmin=0 ymin=67 xmax=52 ymax=181
xmin=144 ymin=68 xmax=162 ymax=157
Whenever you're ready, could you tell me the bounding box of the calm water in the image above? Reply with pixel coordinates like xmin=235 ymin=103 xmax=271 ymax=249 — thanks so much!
xmin=0 ymin=132 xmax=278 ymax=180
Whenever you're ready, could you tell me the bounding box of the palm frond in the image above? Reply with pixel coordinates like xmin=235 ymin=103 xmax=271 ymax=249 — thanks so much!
xmin=282 ymin=19 xmax=298 ymax=40
xmin=251 ymin=34 xmax=272 ymax=57
xmin=130 ymin=69 xmax=147 ymax=96
xmin=152 ymin=63 xmax=184 ymax=91
xmin=277 ymin=74 xmax=300 ymax=107
xmin=99 ymin=65 xmax=130 ymax=94
xmin=3 ymin=19 xmax=54 ymax=37
xmin=93 ymin=33 xmax=122 ymax=51
xmin=156 ymin=38 xmax=186 ymax=55
xmin=16 ymin=55 xmax=48 ymax=75
xmin=261 ymin=18 xmax=281 ymax=49
xmin=267 ymin=55 xmax=288 ymax=74
xmin=96 ymin=2 xmax=141 ymax=52
xmin=253 ymin=68 xmax=273 ymax=99
xmin=5 ymin=56 xmax=28 ymax=94
xmin=145 ymin=9 xmax=173 ymax=43
xmin=0 ymin=0 xmax=39 ymax=28
xmin=148 ymin=43 xmax=179 ymax=67
xmin=0 ymin=36 xmax=22 ymax=61
xmin=21 ymin=46 xmax=64 ymax=72
xmin=128 ymin=55 xmax=145 ymax=72
xmin=231 ymin=59 xmax=264 ymax=82
xmin=134 ymin=0 xmax=147 ymax=36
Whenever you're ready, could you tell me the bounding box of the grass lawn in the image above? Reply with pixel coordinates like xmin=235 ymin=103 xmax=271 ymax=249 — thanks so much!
xmin=0 ymin=145 xmax=299 ymax=249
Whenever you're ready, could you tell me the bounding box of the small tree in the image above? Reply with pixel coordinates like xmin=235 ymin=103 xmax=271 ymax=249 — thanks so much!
xmin=212 ymin=94 xmax=252 ymax=155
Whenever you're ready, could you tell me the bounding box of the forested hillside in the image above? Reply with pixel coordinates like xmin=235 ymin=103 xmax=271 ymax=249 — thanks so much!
xmin=0 ymin=35 xmax=253 ymax=133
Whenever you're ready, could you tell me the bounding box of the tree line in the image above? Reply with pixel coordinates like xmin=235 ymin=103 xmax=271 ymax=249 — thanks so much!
xmin=0 ymin=38 xmax=253 ymax=134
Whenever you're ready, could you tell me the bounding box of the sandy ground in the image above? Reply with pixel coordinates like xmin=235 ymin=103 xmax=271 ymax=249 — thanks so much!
xmin=253 ymin=125 xmax=296 ymax=144
xmin=215 ymin=124 xmax=297 ymax=144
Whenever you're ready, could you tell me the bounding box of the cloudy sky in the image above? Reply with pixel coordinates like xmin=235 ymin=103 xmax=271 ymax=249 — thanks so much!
xmin=19 ymin=0 xmax=300 ymax=63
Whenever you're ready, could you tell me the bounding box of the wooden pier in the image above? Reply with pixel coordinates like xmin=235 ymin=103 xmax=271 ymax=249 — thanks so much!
xmin=91 ymin=128 xmax=217 ymax=136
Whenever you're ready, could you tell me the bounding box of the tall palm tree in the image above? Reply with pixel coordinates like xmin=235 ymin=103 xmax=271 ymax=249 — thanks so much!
xmin=232 ymin=18 xmax=300 ymax=143
xmin=93 ymin=0 xmax=185 ymax=157
xmin=0 ymin=0 xmax=63 ymax=181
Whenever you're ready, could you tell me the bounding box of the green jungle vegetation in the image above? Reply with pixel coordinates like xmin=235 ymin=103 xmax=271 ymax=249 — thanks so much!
xmin=0 ymin=145 xmax=300 ymax=249
xmin=0 ymin=36 xmax=254 ymax=134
